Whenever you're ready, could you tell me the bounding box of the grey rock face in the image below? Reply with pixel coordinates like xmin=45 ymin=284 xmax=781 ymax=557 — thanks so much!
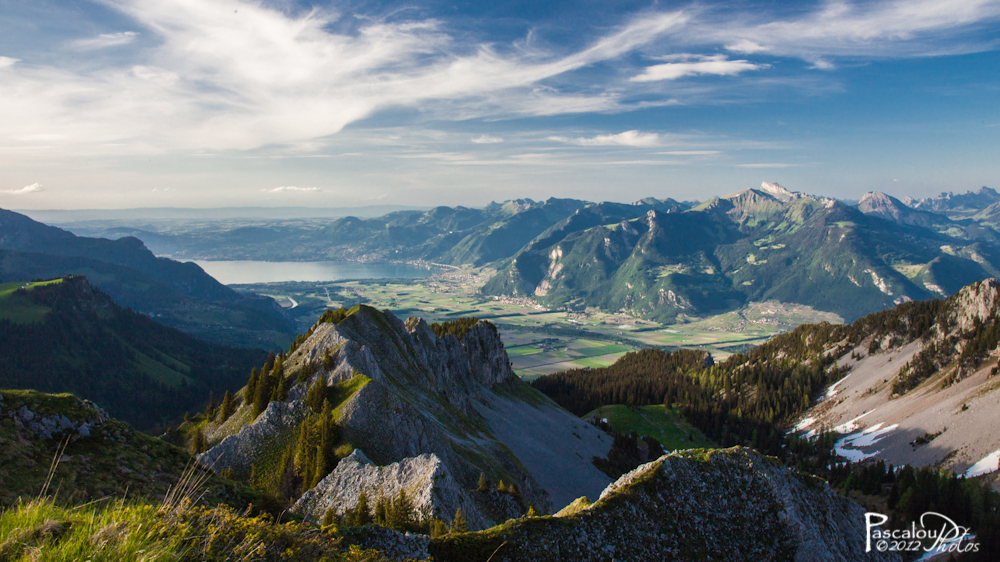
xmin=197 ymin=398 xmax=308 ymax=477
xmin=292 ymin=449 xmax=486 ymax=529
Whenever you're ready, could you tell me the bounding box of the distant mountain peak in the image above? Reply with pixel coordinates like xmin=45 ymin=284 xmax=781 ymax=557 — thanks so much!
xmin=757 ymin=181 xmax=801 ymax=203
xmin=907 ymin=186 xmax=1000 ymax=213
xmin=857 ymin=191 xmax=943 ymax=228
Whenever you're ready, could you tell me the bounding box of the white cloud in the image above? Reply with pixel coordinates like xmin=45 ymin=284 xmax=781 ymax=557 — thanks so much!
xmin=736 ymin=163 xmax=800 ymax=168
xmin=266 ymin=186 xmax=321 ymax=192
xmin=631 ymin=54 xmax=764 ymax=82
xmin=471 ymin=135 xmax=504 ymax=144
xmin=725 ymin=40 xmax=767 ymax=54
xmin=705 ymin=0 xmax=1000 ymax=60
xmin=0 ymin=182 xmax=43 ymax=194
xmin=549 ymin=130 xmax=661 ymax=147
xmin=658 ymin=150 xmax=720 ymax=155
xmin=0 ymin=1 xmax=689 ymax=154
xmin=72 ymin=31 xmax=139 ymax=49
xmin=1 ymin=0 xmax=998 ymax=161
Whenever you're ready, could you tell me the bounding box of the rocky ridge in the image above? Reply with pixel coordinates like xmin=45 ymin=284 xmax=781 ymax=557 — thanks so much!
xmin=292 ymin=450 xmax=495 ymax=529
xmin=428 ymin=447 xmax=900 ymax=562
xmin=198 ymin=305 xmax=611 ymax=529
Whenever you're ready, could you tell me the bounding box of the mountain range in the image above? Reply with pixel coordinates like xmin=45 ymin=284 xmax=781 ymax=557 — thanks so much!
xmin=45 ymin=183 xmax=1000 ymax=324
xmin=0 ymin=208 xmax=296 ymax=348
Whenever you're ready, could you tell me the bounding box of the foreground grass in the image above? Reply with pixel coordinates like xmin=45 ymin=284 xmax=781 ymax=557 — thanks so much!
xmin=0 ymin=497 xmax=392 ymax=562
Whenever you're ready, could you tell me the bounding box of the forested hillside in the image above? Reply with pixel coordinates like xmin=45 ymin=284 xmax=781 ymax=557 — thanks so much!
xmin=0 ymin=276 xmax=266 ymax=429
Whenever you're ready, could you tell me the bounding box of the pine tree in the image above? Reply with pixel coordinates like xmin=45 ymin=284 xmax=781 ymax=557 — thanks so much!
xmin=450 ymin=508 xmax=467 ymax=533
xmin=305 ymin=376 xmax=328 ymax=413
xmin=374 ymin=496 xmax=388 ymax=527
xmin=246 ymin=367 xmax=260 ymax=401
xmin=190 ymin=427 xmax=208 ymax=455
xmin=477 ymin=472 xmax=489 ymax=493
xmin=429 ymin=518 xmax=448 ymax=538
xmin=387 ymin=489 xmax=413 ymax=531
xmin=298 ymin=361 xmax=315 ymax=383
xmin=322 ymin=508 xmax=336 ymax=530
xmin=354 ymin=492 xmax=371 ymax=526
xmin=218 ymin=390 xmax=235 ymax=422
xmin=527 ymin=505 xmax=538 ymax=517
xmin=252 ymin=375 xmax=271 ymax=418
xmin=274 ymin=373 xmax=291 ymax=402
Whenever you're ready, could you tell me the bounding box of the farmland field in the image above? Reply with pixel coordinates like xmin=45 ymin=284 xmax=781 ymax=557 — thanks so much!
xmin=231 ymin=266 xmax=842 ymax=380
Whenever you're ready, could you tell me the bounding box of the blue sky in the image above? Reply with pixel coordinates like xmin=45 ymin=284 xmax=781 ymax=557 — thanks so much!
xmin=1 ymin=0 xmax=999 ymax=209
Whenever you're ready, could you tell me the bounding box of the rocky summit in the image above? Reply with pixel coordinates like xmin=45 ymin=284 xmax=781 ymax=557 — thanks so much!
xmin=197 ymin=304 xmax=612 ymax=529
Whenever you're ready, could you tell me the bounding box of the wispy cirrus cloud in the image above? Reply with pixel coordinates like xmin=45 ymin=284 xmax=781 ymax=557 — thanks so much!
xmin=736 ymin=163 xmax=802 ymax=168
xmin=471 ymin=135 xmax=504 ymax=144
xmin=710 ymin=0 xmax=1000 ymax=63
xmin=0 ymin=0 xmax=689 ymax=154
xmin=1 ymin=0 xmax=999 ymax=162
xmin=265 ymin=186 xmax=321 ymax=193
xmin=0 ymin=183 xmax=43 ymax=194
xmin=549 ymin=130 xmax=661 ymax=147
xmin=631 ymin=54 xmax=765 ymax=82
xmin=72 ymin=31 xmax=139 ymax=49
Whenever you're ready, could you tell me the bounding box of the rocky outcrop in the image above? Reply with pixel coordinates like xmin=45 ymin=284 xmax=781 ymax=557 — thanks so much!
xmin=197 ymin=304 xmax=612 ymax=529
xmin=197 ymin=399 xmax=309 ymax=477
xmin=429 ymin=448 xmax=900 ymax=562
xmin=2 ymin=397 xmax=108 ymax=441
xmin=292 ymin=450 xmax=492 ymax=529
xmin=948 ymin=277 xmax=1000 ymax=333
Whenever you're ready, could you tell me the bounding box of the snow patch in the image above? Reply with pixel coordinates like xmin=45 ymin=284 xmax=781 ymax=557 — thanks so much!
xmin=833 ymin=422 xmax=898 ymax=462
xmin=795 ymin=417 xmax=816 ymax=432
xmin=833 ymin=410 xmax=873 ymax=434
xmin=965 ymin=449 xmax=1000 ymax=478
xmin=824 ymin=372 xmax=852 ymax=399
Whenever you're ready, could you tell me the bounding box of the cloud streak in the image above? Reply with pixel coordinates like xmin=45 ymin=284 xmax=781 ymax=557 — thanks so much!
xmin=72 ymin=31 xmax=139 ymax=49
xmin=631 ymin=54 xmax=764 ymax=82
xmin=709 ymin=0 xmax=1000 ymax=61
xmin=0 ymin=183 xmax=43 ymax=194
xmin=549 ymin=130 xmax=661 ymax=147
xmin=266 ymin=186 xmax=321 ymax=192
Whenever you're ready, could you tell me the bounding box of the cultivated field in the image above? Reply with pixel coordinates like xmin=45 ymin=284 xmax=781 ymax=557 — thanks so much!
xmin=232 ymin=266 xmax=842 ymax=380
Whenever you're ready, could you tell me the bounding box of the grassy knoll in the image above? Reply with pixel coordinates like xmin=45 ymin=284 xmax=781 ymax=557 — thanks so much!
xmin=0 ymin=279 xmax=65 ymax=324
xmin=583 ymin=404 xmax=715 ymax=451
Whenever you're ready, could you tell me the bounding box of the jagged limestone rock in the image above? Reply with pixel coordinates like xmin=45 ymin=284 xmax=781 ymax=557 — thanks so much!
xmin=196 ymin=305 xmax=612 ymax=529
xmin=197 ymin=399 xmax=309 ymax=477
xmin=292 ymin=449 xmax=488 ymax=529
xmin=429 ymin=447 xmax=900 ymax=562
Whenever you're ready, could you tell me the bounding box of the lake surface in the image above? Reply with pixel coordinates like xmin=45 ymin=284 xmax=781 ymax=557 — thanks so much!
xmin=192 ymin=260 xmax=440 ymax=285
